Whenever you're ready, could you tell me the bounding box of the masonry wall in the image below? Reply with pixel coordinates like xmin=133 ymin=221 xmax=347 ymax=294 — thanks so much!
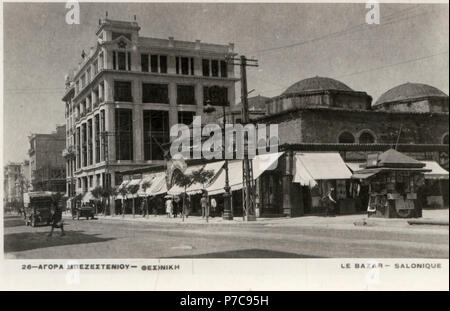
xmin=275 ymin=109 xmax=449 ymax=145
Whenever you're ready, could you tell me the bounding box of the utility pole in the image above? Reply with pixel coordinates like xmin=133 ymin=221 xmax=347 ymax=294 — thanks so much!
xmin=227 ymin=55 xmax=258 ymax=221
xmin=101 ymin=130 xmax=115 ymax=215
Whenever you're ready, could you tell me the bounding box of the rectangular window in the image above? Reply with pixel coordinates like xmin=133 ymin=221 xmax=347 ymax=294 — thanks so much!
xmin=82 ymin=123 xmax=87 ymax=167
xmin=203 ymin=86 xmax=228 ymax=105
xmin=220 ymin=60 xmax=228 ymax=78
xmin=113 ymin=52 xmax=117 ymax=70
xmin=141 ymin=54 xmax=149 ymax=72
xmin=190 ymin=58 xmax=195 ymax=75
xmin=211 ymin=60 xmax=219 ymax=77
xmin=150 ymin=55 xmax=158 ymax=73
xmin=160 ymin=55 xmax=167 ymax=73
xmin=76 ymin=127 xmax=81 ymax=169
xmin=142 ymin=83 xmax=169 ymax=104
xmin=87 ymin=119 xmax=93 ymax=166
xmin=181 ymin=57 xmax=189 ymax=75
xmin=202 ymin=59 xmax=210 ymax=77
xmin=94 ymin=114 xmax=100 ymax=163
xmin=117 ymin=52 xmax=126 ymax=70
xmin=177 ymin=85 xmax=196 ymax=105
xmin=114 ymin=81 xmax=132 ymax=102
xmin=100 ymin=110 xmax=105 ymax=161
xmin=115 ymin=109 xmax=133 ymax=161
xmin=176 ymin=57 xmax=180 ymax=74
xmin=178 ymin=111 xmax=195 ymax=126
xmin=127 ymin=52 xmax=131 ymax=71
xmin=143 ymin=110 xmax=169 ymax=161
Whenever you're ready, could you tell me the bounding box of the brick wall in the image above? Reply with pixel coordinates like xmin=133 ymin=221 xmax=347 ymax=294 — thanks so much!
xmin=274 ymin=109 xmax=449 ymax=145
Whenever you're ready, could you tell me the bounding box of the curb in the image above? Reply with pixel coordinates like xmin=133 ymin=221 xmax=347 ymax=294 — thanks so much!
xmin=407 ymin=219 xmax=449 ymax=226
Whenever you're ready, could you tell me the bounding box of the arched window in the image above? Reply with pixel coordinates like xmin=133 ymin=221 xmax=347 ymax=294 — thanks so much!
xmin=443 ymin=134 xmax=449 ymax=145
xmin=338 ymin=131 xmax=355 ymax=144
xmin=359 ymin=131 xmax=376 ymax=144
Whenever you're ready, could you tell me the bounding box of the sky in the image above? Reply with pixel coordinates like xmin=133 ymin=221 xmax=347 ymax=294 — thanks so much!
xmin=2 ymin=1 xmax=449 ymax=164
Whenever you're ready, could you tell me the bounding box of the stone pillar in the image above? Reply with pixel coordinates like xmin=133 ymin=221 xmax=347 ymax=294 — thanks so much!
xmin=105 ymin=105 xmax=115 ymax=162
xmin=169 ymin=82 xmax=178 ymax=127
xmin=195 ymin=83 xmax=204 ymax=117
xmin=281 ymin=151 xmax=303 ymax=217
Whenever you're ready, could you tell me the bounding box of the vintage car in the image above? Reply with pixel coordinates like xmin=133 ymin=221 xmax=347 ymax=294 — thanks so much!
xmin=72 ymin=203 xmax=95 ymax=220
xmin=23 ymin=192 xmax=54 ymax=227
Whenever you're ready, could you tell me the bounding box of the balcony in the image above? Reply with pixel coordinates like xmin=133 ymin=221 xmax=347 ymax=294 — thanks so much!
xmin=62 ymin=146 xmax=76 ymax=158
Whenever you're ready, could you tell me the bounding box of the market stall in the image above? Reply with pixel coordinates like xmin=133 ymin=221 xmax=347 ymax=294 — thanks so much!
xmin=352 ymin=149 xmax=430 ymax=218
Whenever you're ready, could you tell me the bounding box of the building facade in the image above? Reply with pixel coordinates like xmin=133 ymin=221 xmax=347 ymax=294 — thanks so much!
xmin=62 ymin=18 xmax=237 ymax=198
xmin=256 ymin=77 xmax=449 ymax=216
xmin=28 ymin=125 xmax=66 ymax=193
xmin=3 ymin=163 xmax=23 ymax=204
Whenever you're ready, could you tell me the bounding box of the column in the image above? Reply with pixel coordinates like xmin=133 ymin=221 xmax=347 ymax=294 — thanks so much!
xmin=106 ymin=105 xmax=116 ymax=162
xmin=169 ymin=82 xmax=178 ymax=127
xmin=281 ymin=151 xmax=303 ymax=217
xmin=195 ymin=83 xmax=204 ymax=116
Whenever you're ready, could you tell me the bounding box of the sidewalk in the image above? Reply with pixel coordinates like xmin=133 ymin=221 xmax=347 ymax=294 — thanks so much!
xmin=64 ymin=208 xmax=449 ymax=230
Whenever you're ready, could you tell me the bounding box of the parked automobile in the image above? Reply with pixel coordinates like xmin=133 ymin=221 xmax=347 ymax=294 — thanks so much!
xmin=72 ymin=203 xmax=95 ymax=220
xmin=23 ymin=192 xmax=54 ymax=227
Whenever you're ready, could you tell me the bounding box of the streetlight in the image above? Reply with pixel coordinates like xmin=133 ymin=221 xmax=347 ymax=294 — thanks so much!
xmin=203 ymin=95 xmax=233 ymax=220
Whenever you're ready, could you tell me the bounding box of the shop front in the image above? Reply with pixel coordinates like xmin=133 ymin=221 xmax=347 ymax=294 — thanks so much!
xmin=352 ymin=149 xmax=430 ymax=218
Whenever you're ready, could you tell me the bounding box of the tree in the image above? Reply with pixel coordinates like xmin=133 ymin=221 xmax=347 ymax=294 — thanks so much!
xmin=127 ymin=183 xmax=140 ymax=218
xmin=118 ymin=186 xmax=128 ymax=218
xmin=91 ymin=186 xmax=103 ymax=215
xmin=173 ymin=169 xmax=214 ymax=221
xmin=141 ymin=180 xmax=152 ymax=218
xmin=101 ymin=186 xmax=116 ymax=216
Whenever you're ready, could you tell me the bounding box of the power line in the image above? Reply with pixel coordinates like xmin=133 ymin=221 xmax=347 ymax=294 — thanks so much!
xmin=254 ymin=50 xmax=449 ymax=95
xmin=251 ymin=5 xmax=429 ymax=54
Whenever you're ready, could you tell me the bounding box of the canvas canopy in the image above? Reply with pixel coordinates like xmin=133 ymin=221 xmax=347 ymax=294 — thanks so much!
xmin=167 ymin=164 xmax=205 ymax=195
xmin=293 ymin=152 xmax=352 ymax=187
xmin=185 ymin=161 xmax=225 ymax=194
xmin=422 ymin=161 xmax=449 ymax=180
xmin=206 ymin=152 xmax=284 ymax=195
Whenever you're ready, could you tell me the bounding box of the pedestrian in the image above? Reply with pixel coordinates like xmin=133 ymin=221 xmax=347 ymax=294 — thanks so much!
xmin=201 ymin=192 xmax=210 ymax=222
xmin=210 ymin=197 xmax=217 ymax=218
xmin=48 ymin=200 xmax=65 ymax=237
xmin=141 ymin=198 xmax=147 ymax=218
xmin=165 ymin=197 xmax=173 ymax=218
xmin=326 ymin=186 xmax=337 ymax=217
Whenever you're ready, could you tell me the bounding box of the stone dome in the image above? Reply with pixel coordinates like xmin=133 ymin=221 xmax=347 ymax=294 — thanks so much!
xmin=374 ymin=82 xmax=448 ymax=107
xmin=282 ymin=76 xmax=353 ymax=96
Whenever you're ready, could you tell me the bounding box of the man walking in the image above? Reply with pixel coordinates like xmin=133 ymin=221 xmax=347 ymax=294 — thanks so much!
xmin=48 ymin=200 xmax=65 ymax=237
xmin=210 ymin=197 xmax=217 ymax=218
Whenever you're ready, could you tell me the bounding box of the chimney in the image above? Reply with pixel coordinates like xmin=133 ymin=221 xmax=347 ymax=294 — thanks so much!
xmin=228 ymin=43 xmax=235 ymax=53
xmin=195 ymin=39 xmax=201 ymax=50
xmin=168 ymin=36 xmax=174 ymax=48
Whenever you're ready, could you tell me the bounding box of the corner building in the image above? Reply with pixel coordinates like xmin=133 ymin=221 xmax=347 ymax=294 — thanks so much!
xmin=62 ymin=18 xmax=237 ymax=200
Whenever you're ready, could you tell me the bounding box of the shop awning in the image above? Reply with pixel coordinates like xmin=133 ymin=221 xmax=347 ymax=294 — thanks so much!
xmin=137 ymin=175 xmax=157 ymax=197
xmin=422 ymin=161 xmax=449 ymax=180
xmin=126 ymin=178 xmax=142 ymax=198
xmin=351 ymin=170 xmax=381 ymax=179
xmin=293 ymin=152 xmax=352 ymax=187
xmin=186 ymin=161 xmax=225 ymax=194
xmin=116 ymin=180 xmax=130 ymax=199
xmin=146 ymin=172 xmax=168 ymax=196
xmin=167 ymin=164 xmax=205 ymax=196
xmin=206 ymin=152 xmax=284 ymax=195
xmin=346 ymin=162 xmax=365 ymax=173
xmin=81 ymin=191 xmax=99 ymax=203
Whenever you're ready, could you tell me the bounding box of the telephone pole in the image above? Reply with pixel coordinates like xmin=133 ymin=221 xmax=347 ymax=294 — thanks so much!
xmin=227 ymin=55 xmax=258 ymax=221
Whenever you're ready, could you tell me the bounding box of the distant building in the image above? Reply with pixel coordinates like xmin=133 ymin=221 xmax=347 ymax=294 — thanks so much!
xmin=28 ymin=125 xmax=66 ymax=192
xmin=62 ymin=18 xmax=238 ymax=199
xmin=219 ymin=95 xmax=269 ymax=124
xmin=3 ymin=163 xmax=22 ymax=204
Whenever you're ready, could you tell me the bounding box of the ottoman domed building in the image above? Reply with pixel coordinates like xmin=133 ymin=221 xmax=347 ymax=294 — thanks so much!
xmin=254 ymin=77 xmax=449 ymax=216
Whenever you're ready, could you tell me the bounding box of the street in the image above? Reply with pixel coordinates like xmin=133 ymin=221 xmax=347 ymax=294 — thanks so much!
xmin=4 ymin=211 xmax=449 ymax=259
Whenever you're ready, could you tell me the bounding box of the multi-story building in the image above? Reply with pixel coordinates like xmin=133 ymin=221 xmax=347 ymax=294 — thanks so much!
xmin=28 ymin=125 xmax=66 ymax=192
xmin=3 ymin=163 xmax=23 ymax=204
xmin=62 ymin=18 xmax=237 ymax=198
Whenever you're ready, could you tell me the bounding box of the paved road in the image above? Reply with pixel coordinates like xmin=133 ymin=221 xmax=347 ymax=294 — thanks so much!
xmin=4 ymin=215 xmax=449 ymax=259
